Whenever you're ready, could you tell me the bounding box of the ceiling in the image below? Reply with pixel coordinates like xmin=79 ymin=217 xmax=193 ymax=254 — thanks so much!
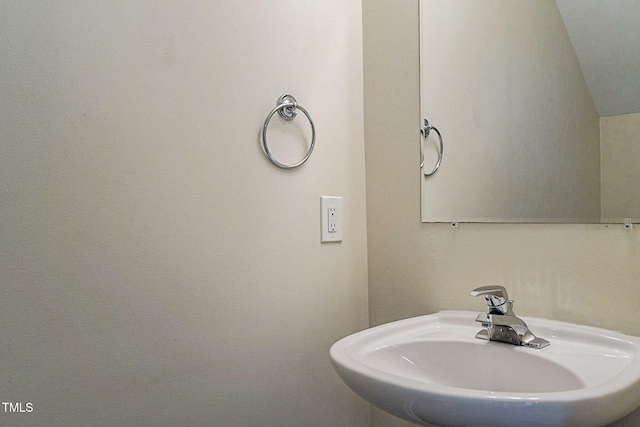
xmin=556 ymin=0 xmax=640 ymax=117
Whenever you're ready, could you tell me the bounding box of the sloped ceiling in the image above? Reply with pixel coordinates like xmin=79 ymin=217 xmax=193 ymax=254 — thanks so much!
xmin=556 ymin=0 xmax=640 ymax=117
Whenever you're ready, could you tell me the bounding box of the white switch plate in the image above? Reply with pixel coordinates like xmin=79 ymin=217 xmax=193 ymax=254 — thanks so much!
xmin=321 ymin=196 xmax=343 ymax=242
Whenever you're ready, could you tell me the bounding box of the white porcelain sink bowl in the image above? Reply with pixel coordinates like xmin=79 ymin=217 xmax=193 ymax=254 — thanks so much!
xmin=330 ymin=311 xmax=640 ymax=427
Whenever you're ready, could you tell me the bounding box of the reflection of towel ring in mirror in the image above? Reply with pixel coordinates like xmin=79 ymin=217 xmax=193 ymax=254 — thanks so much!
xmin=262 ymin=95 xmax=316 ymax=169
xmin=421 ymin=118 xmax=443 ymax=176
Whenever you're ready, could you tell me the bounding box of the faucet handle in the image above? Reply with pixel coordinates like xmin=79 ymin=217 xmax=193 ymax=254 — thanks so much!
xmin=470 ymin=285 xmax=511 ymax=315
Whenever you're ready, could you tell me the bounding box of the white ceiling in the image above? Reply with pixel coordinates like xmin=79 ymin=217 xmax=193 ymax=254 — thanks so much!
xmin=556 ymin=0 xmax=640 ymax=117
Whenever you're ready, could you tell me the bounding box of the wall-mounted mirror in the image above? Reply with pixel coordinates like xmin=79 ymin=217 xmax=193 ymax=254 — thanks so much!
xmin=420 ymin=0 xmax=640 ymax=223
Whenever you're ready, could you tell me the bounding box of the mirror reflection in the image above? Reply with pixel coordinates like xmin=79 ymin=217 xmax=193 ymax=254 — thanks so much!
xmin=420 ymin=0 xmax=640 ymax=223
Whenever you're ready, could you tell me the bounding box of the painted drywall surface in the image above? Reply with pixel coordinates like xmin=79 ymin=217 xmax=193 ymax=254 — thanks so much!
xmin=0 ymin=2 xmax=368 ymax=426
xmin=363 ymin=1 xmax=640 ymax=426
xmin=601 ymin=112 xmax=640 ymax=222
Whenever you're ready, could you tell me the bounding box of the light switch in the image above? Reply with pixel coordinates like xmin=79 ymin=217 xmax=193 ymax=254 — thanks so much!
xmin=321 ymin=196 xmax=343 ymax=242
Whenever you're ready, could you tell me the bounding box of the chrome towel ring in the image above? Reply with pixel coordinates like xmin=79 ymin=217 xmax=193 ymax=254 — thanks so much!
xmin=262 ymin=94 xmax=316 ymax=169
xmin=421 ymin=118 xmax=443 ymax=176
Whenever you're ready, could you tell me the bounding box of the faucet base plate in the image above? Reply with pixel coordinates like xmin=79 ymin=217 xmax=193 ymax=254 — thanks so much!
xmin=525 ymin=337 xmax=551 ymax=349
xmin=475 ymin=329 xmax=490 ymax=341
xmin=475 ymin=328 xmax=551 ymax=348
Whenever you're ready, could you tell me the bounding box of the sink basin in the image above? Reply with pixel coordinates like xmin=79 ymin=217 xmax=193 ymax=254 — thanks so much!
xmin=330 ymin=311 xmax=640 ymax=427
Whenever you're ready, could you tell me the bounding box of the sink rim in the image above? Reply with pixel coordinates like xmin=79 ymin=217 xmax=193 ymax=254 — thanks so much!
xmin=330 ymin=310 xmax=640 ymax=425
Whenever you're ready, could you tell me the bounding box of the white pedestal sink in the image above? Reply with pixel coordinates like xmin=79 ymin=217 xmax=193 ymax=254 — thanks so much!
xmin=330 ymin=311 xmax=640 ymax=427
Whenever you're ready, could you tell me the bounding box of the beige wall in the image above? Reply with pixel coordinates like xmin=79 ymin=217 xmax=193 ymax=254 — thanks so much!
xmin=0 ymin=2 xmax=369 ymax=426
xmin=364 ymin=1 xmax=640 ymax=426
xmin=601 ymin=112 xmax=640 ymax=222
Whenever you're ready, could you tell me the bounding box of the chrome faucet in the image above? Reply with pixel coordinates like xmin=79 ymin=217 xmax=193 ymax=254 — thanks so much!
xmin=470 ymin=286 xmax=550 ymax=349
